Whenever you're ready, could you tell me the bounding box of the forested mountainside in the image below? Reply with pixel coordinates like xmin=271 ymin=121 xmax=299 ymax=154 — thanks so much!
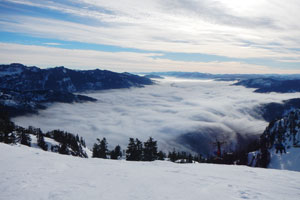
xmin=256 ymin=98 xmax=300 ymax=122
xmin=0 ymin=90 xmax=96 ymax=117
xmin=234 ymin=78 xmax=300 ymax=93
xmin=0 ymin=63 xmax=152 ymax=116
xmin=0 ymin=63 xmax=152 ymax=92
xmin=249 ymin=109 xmax=300 ymax=171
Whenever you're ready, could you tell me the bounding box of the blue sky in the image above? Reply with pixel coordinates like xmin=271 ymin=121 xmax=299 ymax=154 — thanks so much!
xmin=0 ymin=0 xmax=300 ymax=73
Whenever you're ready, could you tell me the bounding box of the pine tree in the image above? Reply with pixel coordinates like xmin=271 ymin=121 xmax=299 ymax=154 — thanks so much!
xmin=92 ymin=138 xmax=108 ymax=158
xmin=92 ymin=142 xmax=100 ymax=158
xmin=157 ymin=151 xmax=166 ymax=160
xmin=168 ymin=149 xmax=177 ymax=162
xmin=187 ymin=153 xmax=193 ymax=163
xmin=257 ymin=134 xmax=270 ymax=168
xmin=126 ymin=138 xmax=143 ymax=161
xmin=136 ymin=138 xmax=143 ymax=161
xmin=99 ymin=137 xmax=108 ymax=159
xmin=80 ymin=137 xmax=86 ymax=147
xmin=37 ymin=133 xmax=48 ymax=151
xmin=58 ymin=143 xmax=69 ymax=155
xmin=19 ymin=132 xmax=31 ymax=147
xmin=126 ymin=138 xmax=137 ymax=161
xmin=0 ymin=109 xmax=16 ymax=144
xmin=143 ymin=137 xmax=158 ymax=161
xmin=111 ymin=145 xmax=122 ymax=159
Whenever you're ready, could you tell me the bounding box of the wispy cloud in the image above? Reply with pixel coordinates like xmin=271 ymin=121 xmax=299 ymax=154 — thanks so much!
xmin=1 ymin=0 xmax=300 ymax=72
xmin=2 ymin=42 xmax=299 ymax=73
xmin=43 ymin=42 xmax=61 ymax=46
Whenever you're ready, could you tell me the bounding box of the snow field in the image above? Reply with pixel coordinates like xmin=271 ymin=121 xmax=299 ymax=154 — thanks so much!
xmin=1 ymin=143 xmax=300 ymax=200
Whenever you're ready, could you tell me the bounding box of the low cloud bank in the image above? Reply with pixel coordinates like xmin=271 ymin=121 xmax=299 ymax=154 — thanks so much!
xmin=12 ymin=78 xmax=300 ymax=154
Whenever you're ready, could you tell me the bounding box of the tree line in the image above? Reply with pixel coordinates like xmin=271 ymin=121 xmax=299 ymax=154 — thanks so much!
xmin=1 ymin=108 xmax=269 ymax=166
xmin=0 ymin=109 xmax=87 ymax=158
xmin=92 ymin=137 xmax=166 ymax=161
xmin=92 ymin=137 xmax=207 ymax=163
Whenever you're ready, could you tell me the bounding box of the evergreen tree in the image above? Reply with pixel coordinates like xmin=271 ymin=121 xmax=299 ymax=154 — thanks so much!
xmin=99 ymin=137 xmax=108 ymax=159
xmin=58 ymin=143 xmax=69 ymax=155
xmin=0 ymin=109 xmax=16 ymax=144
xmin=37 ymin=132 xmax=48 ymax=151
xmin=168 ymin=149 xmax=177 ymax=162
xmin=92 ymin=138 xmax=108 ymax=158
xmin=80 ymin=137 xmax=86 ymax=147
xmin=157 ymin=151 xmax=166 ymax=160
xmin=126 ymin=138 xmax=143 ymax=161
xmin=19 ymin=132 xmax=31 ymax=147
xmin=92 ymin=142 xmax=100 ymax=158
xmin=255 ymin=134 xmax=270 ymax=168
xmin=187 ymin=153 xmax=193 ymax=163
xmin=111 ymin=145 xmax=122 ymax=159
xmin=143 ymin=137 xmax=158 ymax=161
xmin=136 ymin=138 xmax=143 ymax=161
xmin=126 ymin=138 xmax=137 ymax=161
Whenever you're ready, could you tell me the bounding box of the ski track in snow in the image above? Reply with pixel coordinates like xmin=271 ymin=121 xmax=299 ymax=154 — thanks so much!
xmin=1 ymin=143 xmax=300 ymax=200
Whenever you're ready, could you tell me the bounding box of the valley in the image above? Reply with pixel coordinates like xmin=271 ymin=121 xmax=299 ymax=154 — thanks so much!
xmin=11 ymin=77 xmax=300 ymax=155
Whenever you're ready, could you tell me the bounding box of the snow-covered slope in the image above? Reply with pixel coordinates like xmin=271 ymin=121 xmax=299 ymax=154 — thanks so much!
xmin=249 ymin=109 xmax=300 ymax=171
xmin=264 ymin=109 xmax=300 ymax=171
xmin=265 ymin=109 xmax=300 ymax=171
xmin=1 ymin=143 xmax=300 ymax=200
xmin=269 ymin=147 xmax=300 ymax=171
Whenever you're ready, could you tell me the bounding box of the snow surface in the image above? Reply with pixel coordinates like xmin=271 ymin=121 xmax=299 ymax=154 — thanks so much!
xmin=248 ymin=147 xmax=300 ymax=172
xmin=1 ymin=143 xmax=300 ymax=200
xmin=269 ymin=147 xmax=300 ymax=171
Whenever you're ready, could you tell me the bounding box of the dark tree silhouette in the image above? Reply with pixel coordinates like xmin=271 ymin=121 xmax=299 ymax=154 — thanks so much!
xmin=92 ymin=138 xmax=108 ymax=159
xmin=0 ymin=108 xmax=16 ymax=144
xmin=157 ymin=151 xmax=166 ymax=160
xmin=126 ymin=138 xmax=143 ymax=161
xmin=19 ymin=132 xmax=31 ymax=147
xmin=111 ymin=145 xmax=122 ymax=159
xmin=58 ymin=143 xmax=69 ymax=155
xmin=37 ymin=132 xmax=48 ymax=151
xmin=126 ymin=138 xmax=137 ymax=161
xmin=143 ymin=137 xmax=158 ymax=161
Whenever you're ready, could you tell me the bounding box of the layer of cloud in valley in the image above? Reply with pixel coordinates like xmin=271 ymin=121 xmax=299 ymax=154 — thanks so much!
xmin=12 ymin=78 xmax=300 ymax=155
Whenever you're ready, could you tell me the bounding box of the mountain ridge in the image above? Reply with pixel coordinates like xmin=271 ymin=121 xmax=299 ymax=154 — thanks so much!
xmin=0 ymin=63 xmax=153 ymax=92
xmin=0 ymin=63 xmax=153 ymax=117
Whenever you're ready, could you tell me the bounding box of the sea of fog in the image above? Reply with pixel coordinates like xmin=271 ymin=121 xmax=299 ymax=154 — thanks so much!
xmin=12 ymin=77 xmax=300 ymax=155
